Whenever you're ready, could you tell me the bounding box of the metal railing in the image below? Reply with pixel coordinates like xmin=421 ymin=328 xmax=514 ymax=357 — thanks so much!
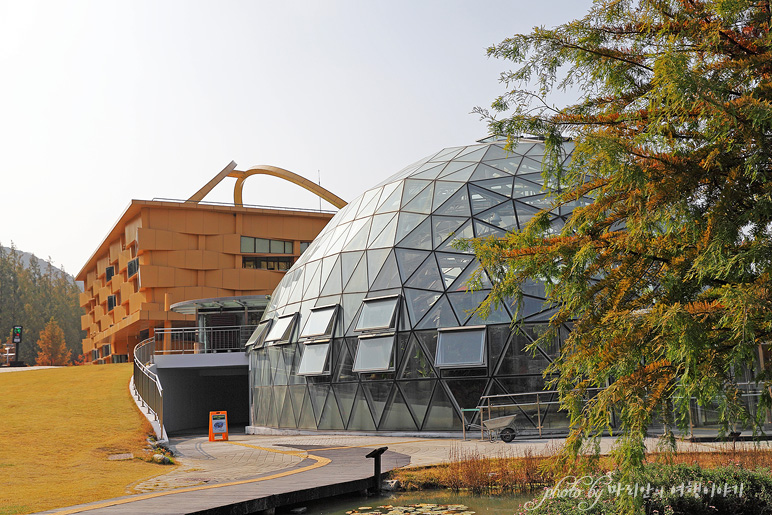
xmin=133 ymin=336 xmax=164 ymax=438
xmin=152 ymin=325 xmax=257 ymax=354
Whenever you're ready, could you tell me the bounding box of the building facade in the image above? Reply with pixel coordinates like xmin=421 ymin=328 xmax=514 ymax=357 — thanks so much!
xmin=77 ymin=199 xmax=335 ymax=364
xmin=247 ymin=138 xmax=582 ymax=434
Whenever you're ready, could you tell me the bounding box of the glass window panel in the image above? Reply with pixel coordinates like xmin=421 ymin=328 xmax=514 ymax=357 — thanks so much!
xmin=240 ymin=236 xmax=255 ymax=253
xmin=342 ymin=292 xmax=366 ymax=335
xmin=477 ymin=201 xmax=518 ymax=231
xmin=473 ymin=176 xmax=514 ymax=198
xmin=344 ymin=253 xmax=369 ymax=293
xmin=400 ymin=381 xmax=435 ymax=427
xmin=395 ymin=212 xmax=428 ymax=243
xmin=342 ymin=217 xmax=369 ymax=250
xmin=432 ymin=181 xmax=464 ymax=210
xmin=340 ymin=252 xmax=364 ymax=289
xmin=433 ymin=186 xmax=471 ymax=217
xmin=432 ymin=216 xmax=467 ymax=249
xmin=380 ymin=387 xmax=418 ymax=431
xmin=483 ymin=144 xmax=509 ymax=161
xmin=521 ymin=193 xmax=555 ymax=211
xmin=404 ymin=288 xmax=441 ymax=326
xmin=301 ymin=305 xmax=338 ymax=338
xmin=318 ymin=388 xmax=345 ymax=430
xmin=514 ymin=202 xmax=542 ymax=228
xmin=265 ymin=314 xmax=297 ymax=344
xmin=367 ymin=213 xmax=396 ymax=247
xmin=369 ymin=213 xmax=399 ymax=248
xmin=487 ymin=157 xmax=524 ymax=175
xmin=436 ymin=220 xmax=475 ymax=253
xmin=436 ymin=253 xmax=474 ymax=288
xmin=375 ymin=183 xmax=403 ymax=213
xmin=473 ymin=220 xmax=506 ymax=238
xmin=246 ymin=320 xmax=272 ymax=349
xmin=343 ymin=218 xmax=372 ymax=252
xmin=395 ymin=248 xmax=431 ymax=282
xmin=255 ymin=238 xmax=270 ymax=253
xmin=348 ymin=387 xmax=377 ymax=430
xmin=355 ymin=188 xmax=382 ymax=219
xmin=436 ymin=327 xmax=486 ymax=367
xmin=417 ymin=295 xmax=459 ymax=329
xmin=297 ymin=343 xmax=331 ymax=375
xmin=320 ymin=256 xmax=342 ymax=297
xmin=353 ymin=335 xmax=395 ymax=372
xmin=469 ymin=184 xmax=509 ymax=214
xmin=404 ymin=255 xmax=444 ymax=291
xmin=470 ymin=163 xmax=511 ymax=181
xmin=430 ymin=146 xmax=463 ymax=162
xmin=422 ymin=383 xmax=462 ymax=431
xmin=448 ymin=290 xmax=488 ymax=323
xmin=355 ymin=296 xmax=400 ymax=331
xmin=402 ymin=183 xmax=434 ymax=214
xmin=401 ymin=179 xmax=432 ymax=207
xmin=440 ymin=164 xmax=477 ymax=182
xmin=370 ymin=251 xmax=401 ymax=291
xmin=513 ymin=177 xmax=543 ymax=197
xmin=455 ymin=146 xmax=488 ymax=162
xmin=366 ymin=249 xmax=391 ymax=287
xmin=399 ymin=336 xmax=436 ymax=379
xmin=286 ymin=241 xmax=294 ymax=253
xmin=333 ymin=383 xmax=358 ymax=425
xmin=438 ymin=161 xmax=475 ymax=179
xmin=397 ymin=217 xmax=433 ymax=250
xmin=412 ymin=163 xmax=446 ymax=180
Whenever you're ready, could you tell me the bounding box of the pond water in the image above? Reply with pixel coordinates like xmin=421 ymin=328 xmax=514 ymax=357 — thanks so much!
xmin=295 ymin=490 xmax=535 ymax=515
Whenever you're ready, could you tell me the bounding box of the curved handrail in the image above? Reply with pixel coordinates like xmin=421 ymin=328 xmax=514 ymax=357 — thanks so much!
xmin=133 ymin=337 xmax=165 ymax=440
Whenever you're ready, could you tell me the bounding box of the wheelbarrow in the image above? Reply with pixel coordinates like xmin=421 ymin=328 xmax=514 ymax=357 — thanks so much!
xmin=482 ymin=414 xmax=518 ymax=442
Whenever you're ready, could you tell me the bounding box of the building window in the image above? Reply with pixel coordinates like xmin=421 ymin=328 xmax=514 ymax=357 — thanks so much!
xmin=300 ymin=242 xmax=311 ymax=254
xmin=241 ymin=236 xmax=293 ymax=254
xmin=264 ymin=313 xmax=297 ymax=345
xmin=243 ymin=256 xmax=294 ymax=271
xmin=107 ymin=295 xmax=117 ymax=312
xmin=435 ymin=327 xmax=487 ymax=368
xmin=245 ymin=320 xmax=272 ymax=349
xmin=297 ymin=342 xmax=331 ymax=375
xmin=353 ymin=334 xmax=396 ymax=372
xmin=105 ymin=266 xmax=115 ymax=282
xmin=355 ymin=295 xmax=400 ymax=332
xmin=127 ymin=258 xmax=139 ymax=278
xmin=101 ymin=344 xmax=110 ymax=357
xmin=301 ymin=305 xmax=338 ymax=339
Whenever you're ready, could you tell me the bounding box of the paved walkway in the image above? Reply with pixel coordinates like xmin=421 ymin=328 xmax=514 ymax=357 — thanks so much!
xmin=37 ymin=431 xmax=758 ymax=515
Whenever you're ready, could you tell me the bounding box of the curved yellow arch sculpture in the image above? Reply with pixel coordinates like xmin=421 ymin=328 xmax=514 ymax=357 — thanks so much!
xmin=186 ymin=161 xmax=347 ymax=209
xmin=232 ymin=165 xmax=347 ymax=209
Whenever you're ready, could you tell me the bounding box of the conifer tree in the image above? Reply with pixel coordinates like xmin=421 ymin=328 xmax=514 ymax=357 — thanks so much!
xmin=35 ymin=318 xmax=71 ymax=366
xmin=470 ymin=0 xmax=772 ymax=493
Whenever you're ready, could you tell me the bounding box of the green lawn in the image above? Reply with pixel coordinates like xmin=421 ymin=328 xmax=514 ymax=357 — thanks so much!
xmin=0 ymin=364 xmax=172 ymax=515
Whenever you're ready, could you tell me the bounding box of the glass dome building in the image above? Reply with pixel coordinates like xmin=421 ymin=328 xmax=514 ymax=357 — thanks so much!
xmin=246 ymin=137 xmax=577 ymax=434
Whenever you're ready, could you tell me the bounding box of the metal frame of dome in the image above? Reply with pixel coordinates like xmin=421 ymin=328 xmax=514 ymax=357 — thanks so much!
xmin=247 ymin=138 xmax=581 ymax=433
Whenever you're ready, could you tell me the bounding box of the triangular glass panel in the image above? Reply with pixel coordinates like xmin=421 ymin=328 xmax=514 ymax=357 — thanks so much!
xmin=431 ymin=216 xmax=467 ymax=249
xmin=341 ymin=292 xmax=366 ymax=335
xmin=340 ymin=251 xmax=364 ymax=289
xmin=405 ymin=255 xmax=444 ymax=291
xmin=514 ymin=202 xmax=543 ymax=228
xmin=318 ymin=388 xmax=345 ymax=430
xmin=470 ymin=163 xmax=512 ymax=180
xmin=402 ymin=183 xmax=435 ymax=214
xmin=518 ymin=172 xmax=545 ymax=186
xmin=370 ymin=251 xmax=402 ymax=291
xmin=398 ymin=217 xmax=433 ymax=250
xmin=446 ymin=379 xmax=488 ymax=421
xmin=466 ymin=297 xmax=512 ymax=325
xmin=514 ymin=141 xmax=539 ymax=155
xmin=448 ymin=290 xmax=487 ymax=324
xmin=455 ymin=145 xmax=488 ymax=162
xmin=344 ymin=252 xmax=369 ymax=293
xmin=336 ymin=196 xmax=363 ymax=225
xmin=404 ymin=288 xmax=442 ymax=326
xmin=487 ymin=325 xmax=510 ymax=375
xmin=380 ymin=387 xmax=418 ymax=431
xmin=417 ymin=295 xmax=459 ymax=329
xmin=433 ymin=186 xmax=471 ymax=217
xmin=362 ymin=382 xmax=392 ymax=427
xmin=288 ymin=344 xmax=305 ymax=384
xmin=519 ymin=157 xmax=543 ymax=174
xmin=422 ymin=383 xmax=462 ymax=431
xmin=286 ymin=268 xmax=306 ymax=305
xmin=278 ymin=387 xmax=295 ymax=428
xmin=272 ymin=347 xmax=289 ymax=386
xmin=315 ymin=294 xmax=342 ymax=309
xmin=375 ymin=182 xmax=404 ymax=214
xmin=415 ymin=331 xmax=438 ymax=365
xmin=412 ymin=163 xmax=447 ymax=180
xmin=400 ymin=380 xmax=436 ymax=425
xmin=308 ymin=383 xmax=330 ymax=426
xmin=395 ymin=212 xmax=428 ymax=242
xmin=333 ymin=383 xmax=358 ymax=427
xmin=430 ymin=146 xmax=463 ymax=162
xmin=521 ymin=193 xmax=556 ymax=212
xmin=436 ymin=160 xmax=474 ymax=178
xmin=449 ymin=262 xmax=492 ymax=292
xmin=469 ymin=184 xmax=509 ymax=214
xmin=399 ymin=336 xmax=437 ymax=379
xmin=333 ymin=339 xmax=357 ymax=382
xmin=473 ymin=220 xmax=507 ymax=238
xmin=496 ymin=330 xmax=551 ymax=376
xmin=441 ymin=164 xmax=477 ymax=182
xmin=487 ymin=157 xmax=524 ymax=175
xmin=395 ymin=248 xmax=431 ymax=282
xmin=476 ymin=201 xmax=518 ymax=231
xmin=302 ymin=258 xmax=322 ymax=297
xmin=366 ymin=248 xmax=391 ymax=287
xmin=435 ymin=219 xmax=475 ymax=253
xmin=368 ymin=213 xmax=396 ymax=247
xmin=355 ymin=188 xmax=382 ymax=220
xmin=369 ymin=213 xmax=399 ymax=248
xmin=297 ymin=389 xmax=317 ymax=429
xmin=320 ymin=255 xmax=342 ymax=296
xmin=524 ymin=306 xmax=560 ymax=322
xmin=513 ymin=177 xmax=543 ymax=197
xmin=510 ymin=294 xmax=548 ymax=320
xmin=401 ymin=179 xmax=432 ymax=207
xmin=289 ymin=385 xmax=306 ymax=427
xmin=483 ymin=144 xmax=510 ymax=161
xmin=324 ymin=222 xmax=353 ymax=257
xmin=432 ymin=181 xmax=464 ymax=210
xmin=436 ymin=253 xmax=474 ymax=288
xmin=254 ymin=387 xmax=268 ymax=425
xmin=348 ymin=386 xmax=377 ymax=431
xmin=342 ymin=217 xmax=370 ymax=251
xmin=265 ymin=388 xmax=278 ymax=427
xmin=473 ymin=176 xmax=514 ymax=198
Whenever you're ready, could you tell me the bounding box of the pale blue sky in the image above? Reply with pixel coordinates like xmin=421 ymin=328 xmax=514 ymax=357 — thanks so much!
xmin=0 ymin=0 xmax=592 ymax=275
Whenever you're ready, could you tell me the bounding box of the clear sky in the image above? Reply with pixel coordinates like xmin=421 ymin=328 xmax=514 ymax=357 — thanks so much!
xmin=0 ymin=0 xmax=592 ymax=276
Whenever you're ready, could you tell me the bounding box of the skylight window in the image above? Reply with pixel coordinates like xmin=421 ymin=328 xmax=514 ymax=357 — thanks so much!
xmin=245 ymin=320 xmax=272 ymax=349
xmin=301 ymin=305 xmax=338 ymax=339
xmin=355 ymin=295 xmax=400 ymax=332
xmin=297 ymin=342 xmax=331 ymax=376
xmin=435 ymin=327 xmax=486 ymax=368
xmin=264 ymin=313 xmax=297 ymax=345
xmin=352 ymin=334 xmax=395 ymax=372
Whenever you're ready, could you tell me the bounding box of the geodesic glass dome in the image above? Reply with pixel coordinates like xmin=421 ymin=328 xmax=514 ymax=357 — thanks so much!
xmin=247 ymin=137 xmax=577 ymax=433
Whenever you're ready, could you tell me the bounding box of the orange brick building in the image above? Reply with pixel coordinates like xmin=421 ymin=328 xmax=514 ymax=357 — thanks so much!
xmin=76 ymin=164 xmax=342 ymax=363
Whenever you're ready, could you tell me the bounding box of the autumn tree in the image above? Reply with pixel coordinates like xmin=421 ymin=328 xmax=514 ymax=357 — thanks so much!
xmin=469 ymin=0 xmax=772 ymax=491
xmin=35 ymin=318 xmax=71 ymax=366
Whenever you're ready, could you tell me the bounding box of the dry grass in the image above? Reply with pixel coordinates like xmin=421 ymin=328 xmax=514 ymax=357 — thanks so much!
xmin=390 ymin=440 xmax=772 ymax=495
xmin=0 ymin=365 xmax=172 ymax=515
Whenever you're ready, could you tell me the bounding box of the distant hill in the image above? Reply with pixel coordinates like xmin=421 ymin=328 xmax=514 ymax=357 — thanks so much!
xmin=0 ymin=246 xmax=79 ymax=287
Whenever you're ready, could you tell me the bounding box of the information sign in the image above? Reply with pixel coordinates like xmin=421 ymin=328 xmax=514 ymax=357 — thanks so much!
xmin=208 ymin=411 xmax=229 ymax=442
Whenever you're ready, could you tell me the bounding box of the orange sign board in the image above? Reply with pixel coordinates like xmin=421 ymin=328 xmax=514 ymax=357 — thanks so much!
xmin=208 ymin=411 xmax=229 ymax=441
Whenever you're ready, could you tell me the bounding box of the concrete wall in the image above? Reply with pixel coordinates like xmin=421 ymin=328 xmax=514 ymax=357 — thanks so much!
xmin=157 ymin=366 xmax=249 ymax=435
